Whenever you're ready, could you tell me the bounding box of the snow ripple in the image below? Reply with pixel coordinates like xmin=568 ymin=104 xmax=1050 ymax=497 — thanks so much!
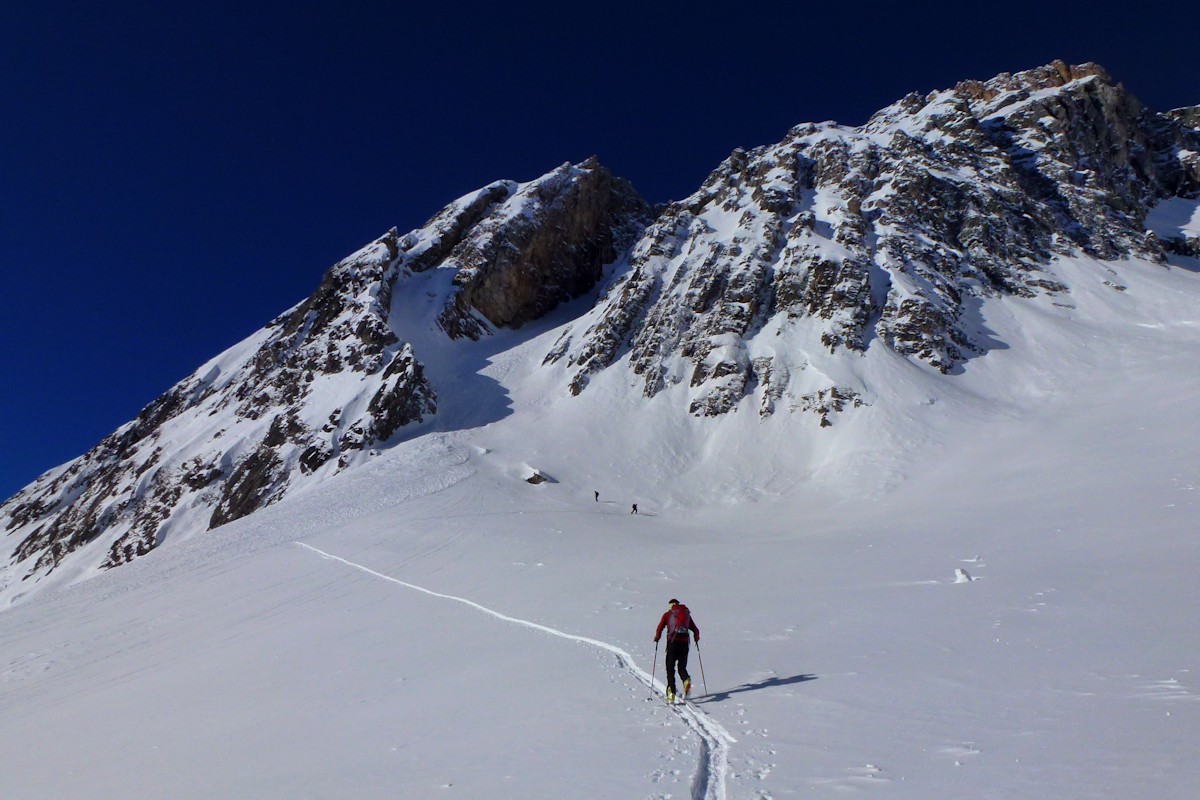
xmin=296 ymin=542 xmax=736 ymax=799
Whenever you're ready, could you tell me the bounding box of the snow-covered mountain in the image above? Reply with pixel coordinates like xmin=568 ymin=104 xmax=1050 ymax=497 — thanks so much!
xmin=0 ymin=160 xmax=647 ymax=594
xmin=2 ymin=61 xmax=1199 ymax=800
xmin=547 ymin=61 xmax=1199 ymax=413
xmin=2 ymin=60 xmax=1198 ymax=603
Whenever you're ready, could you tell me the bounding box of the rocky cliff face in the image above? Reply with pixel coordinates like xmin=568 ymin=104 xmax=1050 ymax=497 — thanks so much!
xmin=428 ymin=158 xmax=650 ymax=338
xmin=4 ymin=62 xmax=1198 ymax=593
xmin=1 ymin=159 xmax=645 ymax=589
xmin=3 ymin=232 xmax=436 ymax=579
xmin=546 ymin=60 xmax=1200 ymax=417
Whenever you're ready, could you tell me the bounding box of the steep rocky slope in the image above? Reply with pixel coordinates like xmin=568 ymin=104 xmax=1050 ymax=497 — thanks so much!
xmin=546 ymin=61 xmax=1200 ymax=417
xmin=1 ymin=160 xmax=645 ymax=590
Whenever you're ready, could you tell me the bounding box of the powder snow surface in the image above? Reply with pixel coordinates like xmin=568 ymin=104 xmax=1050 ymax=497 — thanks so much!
xmin=2 ymin=253 xmax=1199 ymax=798
xmin=1145 ymin=195 xmax=1200 ymax=239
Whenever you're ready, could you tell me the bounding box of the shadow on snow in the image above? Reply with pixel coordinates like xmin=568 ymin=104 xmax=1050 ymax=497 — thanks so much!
xmin=695 ymin=673 xmax=818 ymax=703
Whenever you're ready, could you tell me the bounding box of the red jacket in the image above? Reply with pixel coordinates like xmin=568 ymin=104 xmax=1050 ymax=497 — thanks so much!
xmin=655 ymin=604 xmax=699 ymax=643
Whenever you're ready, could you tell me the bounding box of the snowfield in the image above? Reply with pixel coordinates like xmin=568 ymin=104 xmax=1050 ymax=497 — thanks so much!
xmin=2 ymin=250 xmax=1199 ymax=798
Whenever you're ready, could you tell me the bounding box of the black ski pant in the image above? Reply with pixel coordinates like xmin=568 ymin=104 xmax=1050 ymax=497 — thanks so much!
xmin=664 ymin=638 xmax=691 ymax=691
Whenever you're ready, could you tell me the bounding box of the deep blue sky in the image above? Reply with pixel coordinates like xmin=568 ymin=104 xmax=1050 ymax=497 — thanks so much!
xmin=2 ymin=1 xmax=1198 ymax=499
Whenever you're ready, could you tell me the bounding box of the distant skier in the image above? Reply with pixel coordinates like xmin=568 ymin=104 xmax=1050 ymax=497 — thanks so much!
xmin=594 ymin=490 xmax=599 ymax=502
xmin=654 ymin=599 xmax=699 ymax=702
xmin=630 ymin=503 xmax=638 ymax=514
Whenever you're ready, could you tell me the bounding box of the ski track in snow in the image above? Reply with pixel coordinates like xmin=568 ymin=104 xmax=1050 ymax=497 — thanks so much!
xmin=296 ymin=542 xmax=736 ymax=800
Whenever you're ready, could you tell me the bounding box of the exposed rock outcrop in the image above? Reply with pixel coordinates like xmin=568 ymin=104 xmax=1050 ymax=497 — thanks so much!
xmin=3 ymin=230 xmax=437 ymax=579
xmin=547 ymin=60 xmax=1200 ymax=415
xmin=426 ymin=159 xmax=651 ymax=338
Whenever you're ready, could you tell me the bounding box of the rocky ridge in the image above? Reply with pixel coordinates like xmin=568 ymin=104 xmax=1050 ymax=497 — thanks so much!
xmin=1 ymin=160 xmax=643 ymax=590
xmin=545 ymin=60 xmax=1200 ymax=417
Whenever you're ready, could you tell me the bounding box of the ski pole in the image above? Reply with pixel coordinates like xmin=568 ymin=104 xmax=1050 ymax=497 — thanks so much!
xmin=650 ymin=639 xmax=660 ymax=698
xmin=696 ymin=640 xmax=708 ymax=695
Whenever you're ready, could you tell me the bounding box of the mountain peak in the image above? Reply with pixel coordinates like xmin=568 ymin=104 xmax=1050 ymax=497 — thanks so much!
xmin=953 ymin=59 xmax=1112 ymax=102
xmin=405 ymin=157 xmax=651 ymax=339
xmin=0 ymin=158 xmax=651 ymax=597
xmin=547 ymin=59 xmax=1199 ymax=411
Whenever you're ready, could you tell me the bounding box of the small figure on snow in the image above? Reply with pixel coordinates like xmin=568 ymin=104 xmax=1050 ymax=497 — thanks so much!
xmin=594 ymin=490 xmax=599 ymax=502
xmin=654 ymin=599 xmax=699 ymax=703
xmin=630 ymin=503 xmax=638 ymax=514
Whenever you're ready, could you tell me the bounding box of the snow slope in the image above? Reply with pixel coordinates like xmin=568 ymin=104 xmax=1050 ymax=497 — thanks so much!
xmin=2 ymin=250 xmax=1199 ymax=798
xmin=1147 ymin=195 xmax=1200 ymax=239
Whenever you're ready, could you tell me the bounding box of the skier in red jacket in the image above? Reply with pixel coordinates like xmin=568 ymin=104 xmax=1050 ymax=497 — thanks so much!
xmin=654 ymin=599 xmax=700 ymax=702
